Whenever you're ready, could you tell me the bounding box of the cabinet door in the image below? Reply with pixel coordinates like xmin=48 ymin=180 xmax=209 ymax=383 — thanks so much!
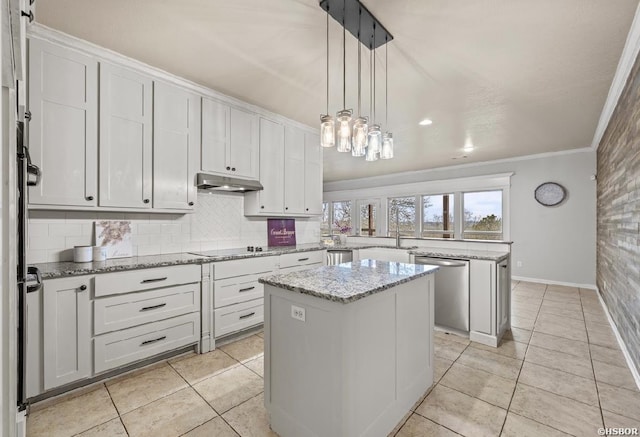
xmin=99 ymin=63 xmax=153 ymax=208
xmin=284 ymin=126 xmax=305 ymax=214
xmin=43 ymin=276 xmax=92 ymax=390
xmin=153 ymin=82 xmax=200 ymax=210
xmin=201 ymin=97 xmax=230 ymax=175
xmin=28 ymin=38 xmax=98 ymax=206
xmin=229 ymin=107 xmax=259 ymax=179
xmin=304 ymin=132 xmax=323 ymax=215
xmin=496 ymin=259 xmax=510 ymax=332
xmin=257 ymin=118 xmax=284 ymax=214
xmin=469 ymin=259 xmax=495 ymax=336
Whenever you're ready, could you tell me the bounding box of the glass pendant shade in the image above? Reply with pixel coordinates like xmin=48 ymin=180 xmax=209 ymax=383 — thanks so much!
xmin=367 ymin=124 xmax=382 ymax=152
xmin=320 ymin=115 xmax=335 ymax=148
xmin=380 ymin=132 xmax=394 ymax=159
xmin=336 ymin=109 xmax=353 ymax=152
xmin=352 ymin=117 xmax=368 ymax=157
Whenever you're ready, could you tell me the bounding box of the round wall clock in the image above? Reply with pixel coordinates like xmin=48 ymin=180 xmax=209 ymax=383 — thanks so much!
xmin=534 ymin=182 xmax=566 ymax=206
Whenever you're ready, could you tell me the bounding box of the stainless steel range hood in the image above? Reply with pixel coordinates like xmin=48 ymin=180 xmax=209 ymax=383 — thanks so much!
xmin=196 ymin=173 xmax=263 ymax=192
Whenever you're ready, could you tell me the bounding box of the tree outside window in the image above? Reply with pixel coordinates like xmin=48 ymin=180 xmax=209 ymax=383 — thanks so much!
xmin=332 ymin=201 xmax=352 ymax=234
xmin=422 ymin=194 xmax=454 ymax=239
xmin=388 ymin=197 xmax=416 ymax=237
xmin=463 ymin=191 xmax=503 ymax=240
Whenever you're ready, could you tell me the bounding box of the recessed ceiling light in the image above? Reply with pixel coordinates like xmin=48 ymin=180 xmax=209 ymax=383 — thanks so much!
xmin=463 ymin=137 xmax=474 ymax=153
xmin=419 ymin=119 xmax=433 ymax=126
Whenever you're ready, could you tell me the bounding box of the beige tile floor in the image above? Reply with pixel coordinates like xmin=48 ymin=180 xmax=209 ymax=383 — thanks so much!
xmin=27 ymin=282 xmax=640 ymax=437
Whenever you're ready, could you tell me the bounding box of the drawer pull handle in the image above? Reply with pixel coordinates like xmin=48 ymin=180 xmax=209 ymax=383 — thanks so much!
xmin=239 ymin=312 xmax=255 ymax=320
xmin=141 ymin=277 xmax=168 ymax=284
xmin=298 ymin=257 xmax=309 ymax=262
xmin=140 ymin=303 xmax=167 ymax=312
xmin=140 ymin=335 xmax=166 ymax=346
xmin=239 ymin=286 xmax=255 ymax=292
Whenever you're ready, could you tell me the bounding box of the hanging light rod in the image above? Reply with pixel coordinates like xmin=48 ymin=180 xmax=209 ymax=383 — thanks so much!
xmin=319 ymin=0 xmax=393 ymax=49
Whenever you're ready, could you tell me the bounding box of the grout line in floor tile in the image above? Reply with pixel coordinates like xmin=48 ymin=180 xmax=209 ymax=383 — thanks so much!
xmin=580 ymin=287 xmax=607 ymax=429
xmin=497 ymin=284 xmax=546 ymax=436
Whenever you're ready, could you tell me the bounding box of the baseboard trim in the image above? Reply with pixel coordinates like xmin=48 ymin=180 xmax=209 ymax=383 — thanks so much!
xmin=595 ymin=287 xmax=640 ymax=391
xmin=512 ymin=276 xmax=596 ymax=290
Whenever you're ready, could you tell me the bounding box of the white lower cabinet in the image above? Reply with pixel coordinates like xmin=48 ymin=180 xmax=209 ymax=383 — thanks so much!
xmin=469 ymin=257 xmax=511 ymax=346
xmin=210 ymin=250 xmax=326 ymax=344
xmin=94 ymin=312 xmax=200 ymax=374
xmin=43 ymin=276 xmax=92 ymax=390
xmin=358 ymin=248 xmax=411 ymax=263
xmin=214 ymin=299 xmax=265 ymax=338
xmin=31 ymin=265 xmax=201 ymax=398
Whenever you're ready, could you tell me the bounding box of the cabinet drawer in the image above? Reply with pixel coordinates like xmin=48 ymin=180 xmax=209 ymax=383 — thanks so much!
xmin=94 ymin=313 xmax=199 ymax=374
xmin=279 ymin=263 xmax=323 ymax=274
xmin=94 ymin=284 xmax=200 ymax=335
xmin=214 ymin=256 xmax=277 ymax=280
xmin=94 ymin=264 xmax=201 ymax=297
xmin=214 ymin=274 xmax=264 ymax=309
xmin=279 ymin=250 xmax=325 ymax=269
xmin=214 ymin=299 xmax=263 ymax=338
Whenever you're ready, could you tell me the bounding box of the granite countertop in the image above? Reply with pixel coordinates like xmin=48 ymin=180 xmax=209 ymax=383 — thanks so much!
xmin=259 ymin=259 xmax=439 ymax=304
xmin=410 ymin=249 xmax=509 ymax=262
xmin=33 ymin=253 xmax=207 ymax=280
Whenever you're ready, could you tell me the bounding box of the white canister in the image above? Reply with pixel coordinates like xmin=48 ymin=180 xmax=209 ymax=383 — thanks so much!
xmin=93 ymin=246 xmax=108 ymax=261
xmin=73 ymin=246 xmax=93 ymax=263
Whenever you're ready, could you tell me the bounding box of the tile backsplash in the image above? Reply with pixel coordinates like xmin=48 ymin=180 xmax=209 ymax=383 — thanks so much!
xmin=28 ymin=191 xmax=321 ymax=263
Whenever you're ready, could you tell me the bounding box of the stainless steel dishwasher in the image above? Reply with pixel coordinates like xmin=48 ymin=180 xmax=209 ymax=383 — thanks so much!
xmin=414 ymin=256 xmax=470 ymax=332
xmin=326 ymin=249 xmax=353 ymax=265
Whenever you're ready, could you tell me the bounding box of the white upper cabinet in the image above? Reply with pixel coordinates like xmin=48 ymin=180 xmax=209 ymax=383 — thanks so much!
xmin=304 ymin=132 xmax=323 ymax=215
xmin=28 ymin=38 xmax=98 ymax=207
xmin=202 ymin=98 xmax=259 ymax=180
xmin=153 ymin=81 xmax=200 ymax=210
xmin=284 ymin=126 xmax=306 ymax=214
xmin=245 ymin=121 xmax=323 ymax=217
xmin=99 ymin=63 xmax=153 ymax=208
xmin=251 ymin=118 xmax=285 ymax=214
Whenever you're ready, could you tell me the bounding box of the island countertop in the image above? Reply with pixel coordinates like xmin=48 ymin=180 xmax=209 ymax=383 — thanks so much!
xmin=259 ymin=259 xmax=439 ymax=303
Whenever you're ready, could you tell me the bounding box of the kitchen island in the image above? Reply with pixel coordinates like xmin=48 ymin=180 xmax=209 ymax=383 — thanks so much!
xmin=259 ymin=260 xmax=438 ymax=437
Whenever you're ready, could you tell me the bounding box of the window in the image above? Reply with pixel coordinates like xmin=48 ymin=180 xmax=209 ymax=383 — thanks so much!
xmin=321 ymin=202 xmax=330 ymax=235
xmin=388 ymin=197 xmax=416 ymax=237
xmin=422 ymin=194 xmax=454 ymax=238
xmin=332 ymin=201 xmax=352 ymax=234
xmin=358 ymin=201 xmax=378 ymax=236
xmin=463 ymin=190 xmax=503 ymax=240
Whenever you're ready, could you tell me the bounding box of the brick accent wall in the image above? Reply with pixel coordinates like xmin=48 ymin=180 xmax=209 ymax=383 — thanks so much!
xmin=597 ymin=53 xmax=640 ymax=371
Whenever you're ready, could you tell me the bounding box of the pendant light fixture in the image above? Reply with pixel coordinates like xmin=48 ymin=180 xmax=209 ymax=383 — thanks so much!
xmin=351 ymin=8 xmax=368 ymax=157
xmin=318 ymin=0 xmax=393 ymax=161
xmin=366 ymin=23 xmax=381 ymax=162
xmin=320 ymin=8 xmax=335 ymax=148
xmin=336 ymin=0 xmax=352 ymax=153
xmin=380 ymin=38 xmax=394 ymax=159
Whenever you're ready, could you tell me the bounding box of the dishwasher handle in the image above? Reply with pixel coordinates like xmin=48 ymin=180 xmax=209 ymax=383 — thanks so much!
xmin=415 ymin=258 xmax=468 ymax=268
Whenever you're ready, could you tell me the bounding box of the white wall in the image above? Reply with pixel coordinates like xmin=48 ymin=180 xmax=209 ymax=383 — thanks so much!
xmin=324 ymin=149 xmax=597 ymax=287
xmin=27 ymin=192 xmax=321 ymax=263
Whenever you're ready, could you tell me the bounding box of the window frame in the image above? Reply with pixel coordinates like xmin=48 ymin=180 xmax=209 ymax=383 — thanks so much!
xmin=461 ymin=189 xmax=504 ymax=240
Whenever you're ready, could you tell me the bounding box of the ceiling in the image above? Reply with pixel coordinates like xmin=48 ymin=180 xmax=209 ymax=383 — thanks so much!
xmin=36 ymin=0 xmax=638 ymax=182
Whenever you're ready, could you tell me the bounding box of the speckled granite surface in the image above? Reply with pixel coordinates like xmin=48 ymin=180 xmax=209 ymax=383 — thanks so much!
xmin=410 ymin=249 xmax=509 ymax=262
xmin=34 ymin=243 xmax=419 ymax=279
xmin=259 ymin=259 xmax=439 ymax=303
xmin=34 ymin=253 xmax=207 ymax=279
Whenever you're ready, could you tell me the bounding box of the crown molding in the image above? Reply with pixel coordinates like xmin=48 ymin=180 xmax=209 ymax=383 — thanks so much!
xmin=591 ymin=2 xmax=640 ymax=151
xmin=324 ymin=147 xmax=592 ymax=192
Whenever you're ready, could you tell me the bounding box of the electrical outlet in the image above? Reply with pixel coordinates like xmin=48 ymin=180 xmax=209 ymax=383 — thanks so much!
xmin=291 ymin=305 xmax=306 ymax=322
xmin=516 ymin=261 xmax=522 ymax=268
